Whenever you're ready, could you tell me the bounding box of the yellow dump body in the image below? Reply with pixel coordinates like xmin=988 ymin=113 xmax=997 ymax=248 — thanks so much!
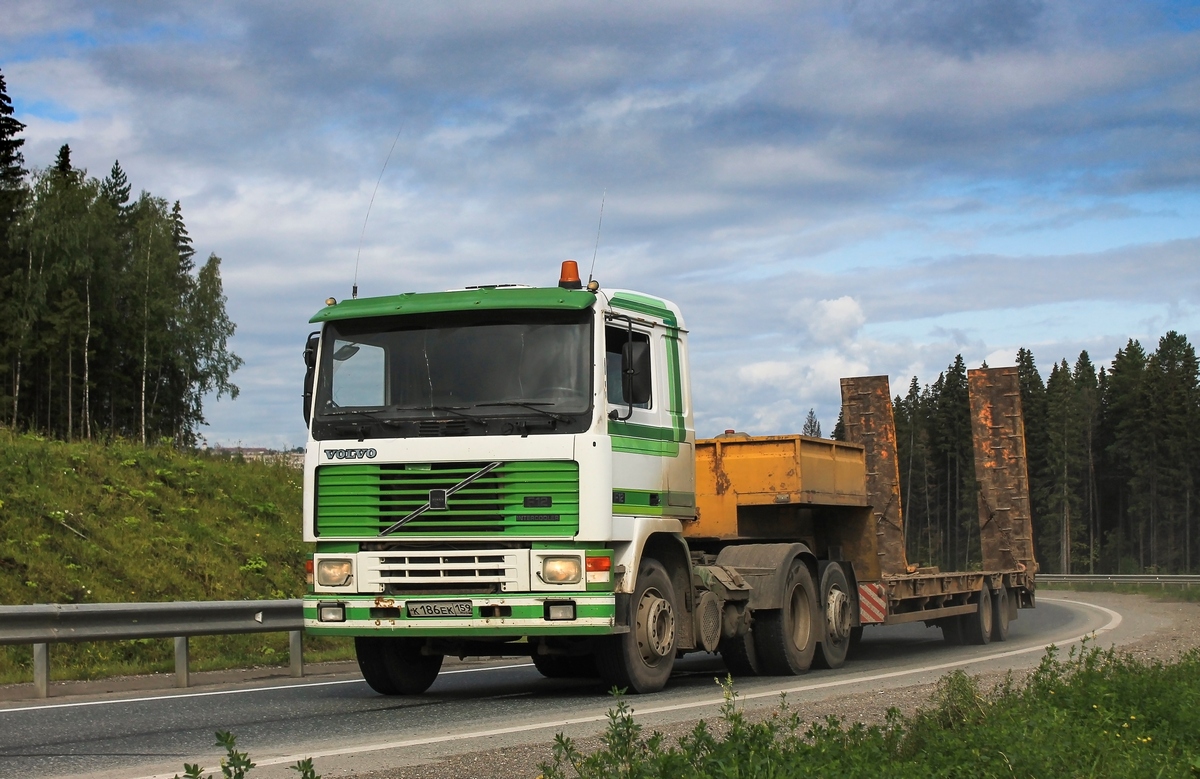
xmin=686 ymin=372 xmax=1037 ymax=626
xmin=691 ymin=434 xmax=869 ymax=538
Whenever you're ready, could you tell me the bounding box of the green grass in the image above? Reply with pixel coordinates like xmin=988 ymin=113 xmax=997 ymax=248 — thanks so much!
xmin=541 ymin=644 xmax=1200 ymax=779
xmin=0 ymin=430 xmax=353 ymax=684
xmin=1040 ymin=582 xmax=1200 ymax=602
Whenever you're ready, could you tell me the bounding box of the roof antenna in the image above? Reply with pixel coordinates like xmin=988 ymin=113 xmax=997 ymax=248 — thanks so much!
xmin=353 ymin=124 xmax=405 ymax=299
xmin=586 ymin=189 xmax=605 ymax=291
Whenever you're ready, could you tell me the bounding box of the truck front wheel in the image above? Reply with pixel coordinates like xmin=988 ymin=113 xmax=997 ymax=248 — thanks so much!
xmin=355 ymin=636 xmax=444 ymax=695
xmin=596 ymin=559 xmax=677 ymax=694
xmin=753 ymin=559 xmax=818 ymax=675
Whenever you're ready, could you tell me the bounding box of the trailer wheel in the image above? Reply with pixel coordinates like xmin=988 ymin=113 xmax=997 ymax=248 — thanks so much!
xmin=812 ymin=563 xmax=853 ymax=669
xmin=532 ymin=653 xmax=598 ymax=679
xmin=963 ymin=584 xmax=993 ymax=645
xmin=753 ymin=559 xmax=818 ymax=675
xmin=940 ymin=616 xmax=964 ymax=645
xmin=355 ymin=637 xmax=443 ymax=695
xmin=595 ymin=559 xmax=677 ymax=693
xmin=991 ymin=587 xmax=1010 ymax=642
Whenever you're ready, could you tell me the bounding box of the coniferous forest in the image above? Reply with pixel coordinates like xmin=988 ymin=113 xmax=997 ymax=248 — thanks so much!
xmin=0 ymin=69 xmax=241 ymax=446
xmin=889 ymin=339 xmax=1200 ymax=576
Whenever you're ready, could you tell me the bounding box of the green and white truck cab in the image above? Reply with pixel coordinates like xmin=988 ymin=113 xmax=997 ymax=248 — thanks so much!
xmin=302 ymin=264 xmax=697 ymax=693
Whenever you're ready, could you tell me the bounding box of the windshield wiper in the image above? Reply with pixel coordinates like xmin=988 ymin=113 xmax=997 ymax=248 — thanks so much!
xmin=473 ymin=401 xmax=574 ymax=423
xmin=323 ymin=407 xmax=388 ymax=418
xmin=391 ymin=404 xmax=481 ymax=422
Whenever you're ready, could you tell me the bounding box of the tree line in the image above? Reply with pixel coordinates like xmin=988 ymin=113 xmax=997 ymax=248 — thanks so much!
xmin=0 ymin=68 xmax=241 ymax=446
xmin=883 ymin=335 xmax=1199 ymax=576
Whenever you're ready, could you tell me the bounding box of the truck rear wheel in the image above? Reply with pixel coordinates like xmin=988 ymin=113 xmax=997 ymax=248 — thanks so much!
xmin=595 ymin=559 xmax=677 ymax=694
xmin=355 ymin=637 xmax=443 ymax=695
xmin=963 ymin=584 xmax=993 ymax=645
xmin=719 ymin=629 xmax=760 ymax=677
xmin=990 ymin=586 xmax=1010 ymax=642
xmin=812 ymin=563 xmax=853 ymax=669
xmin=753 ymin=560 xmax=817 ymax=675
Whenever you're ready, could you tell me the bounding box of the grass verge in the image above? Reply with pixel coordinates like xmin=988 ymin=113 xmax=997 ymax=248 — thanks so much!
xmin=1040 ymin=582 xmax=1200 ymax=602
xmin=539 ymin=643 xmax=1200 ymax=779
xmin=0 ymin=429 xmax=355 ymax=684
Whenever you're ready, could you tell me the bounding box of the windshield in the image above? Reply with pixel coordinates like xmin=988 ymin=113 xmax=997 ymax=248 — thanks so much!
xmin=312 ymin=308 xmax=593 ymax=439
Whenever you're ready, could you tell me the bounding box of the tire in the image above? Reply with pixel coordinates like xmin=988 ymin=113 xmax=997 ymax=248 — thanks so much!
xmin=753 ymin=560 xmax=818 ymax=675
xmin=355 ymin=636 xmax=443 ymax=695
xmin=719 ymin=629 xmax=760 ymax=677
xmin=963 ymin=584 xmax=993 ymax=646
xmin=812 ymin=563 xmax=853 ymax=670
xmin=991 ymin=587 xmax=1010 ymax=642
xmin=595 ymin=559 xmax=678 ymax=694
xmin=532 ymin=652 xmax=598 ymax=679
xmin=941 ymin=616 xmax=964 ymax=645
xmin=847 ymin=625 xmax=865 ymax=659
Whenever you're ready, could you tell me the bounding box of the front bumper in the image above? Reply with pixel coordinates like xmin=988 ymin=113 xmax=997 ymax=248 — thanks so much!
xmin=304 ymin=593 xmax=616 ymax=637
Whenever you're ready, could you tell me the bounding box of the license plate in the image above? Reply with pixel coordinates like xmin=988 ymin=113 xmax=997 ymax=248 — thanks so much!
xmin=407 ymin=600 xmax=473 ymax=618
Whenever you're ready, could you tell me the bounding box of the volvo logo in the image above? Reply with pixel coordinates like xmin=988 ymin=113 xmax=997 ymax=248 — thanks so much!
xmin=323 ymin=448 xmax=378 ymax=460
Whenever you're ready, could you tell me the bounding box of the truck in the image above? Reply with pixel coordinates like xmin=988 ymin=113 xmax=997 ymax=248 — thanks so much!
xmin=301 ymin=261 xmax=1038 ymax=694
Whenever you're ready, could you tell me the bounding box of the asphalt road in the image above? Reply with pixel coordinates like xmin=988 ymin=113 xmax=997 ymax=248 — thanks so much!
xmin=0 ymin=593 xmax=1159 ymax=779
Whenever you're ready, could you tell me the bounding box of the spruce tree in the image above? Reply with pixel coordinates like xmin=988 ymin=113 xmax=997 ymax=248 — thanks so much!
xmin=54 ymin=144 xmax=72 ymax=175
xmin=1104 ymin=340 xmax=1150 ymax=570
xmin=1073 ymin=351 xmax=1100 ymax=572
xmin=802 ymin=408 xmax=822 ymax=437
xmin=0 ymin=67 xmax=26 ymax=240
xmin=100 ymin=160 xmax=131 ymax=211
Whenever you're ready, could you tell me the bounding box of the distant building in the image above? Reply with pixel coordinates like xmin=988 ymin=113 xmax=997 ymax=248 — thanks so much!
xmin=212 ymin=446 xmax=304 ymax=469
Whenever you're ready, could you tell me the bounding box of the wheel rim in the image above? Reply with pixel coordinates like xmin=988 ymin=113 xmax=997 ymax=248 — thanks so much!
xmin=788 ymin=584 xmax=812 ymax=650
xmin=636 ymin=587 xmax=675 ymax=664
xmin=825 ymin=586 xmax=851 ymax=641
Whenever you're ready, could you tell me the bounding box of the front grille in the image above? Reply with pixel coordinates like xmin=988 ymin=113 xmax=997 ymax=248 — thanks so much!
xmin=316 ymin=460 xmax=579 ymax=537
xmin=358 ymin=550 xmax=522 ymax=592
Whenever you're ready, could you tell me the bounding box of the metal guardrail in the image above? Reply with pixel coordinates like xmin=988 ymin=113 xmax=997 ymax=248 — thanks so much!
xmin=0 ymin=600 xmax=304 ymax=699
xmin=1038 ymin=573 xmax=1200 ymax=586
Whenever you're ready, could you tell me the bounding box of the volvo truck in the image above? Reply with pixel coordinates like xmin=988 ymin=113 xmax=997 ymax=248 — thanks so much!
xmin=302 ymin=261 xmax=1037 ymax=694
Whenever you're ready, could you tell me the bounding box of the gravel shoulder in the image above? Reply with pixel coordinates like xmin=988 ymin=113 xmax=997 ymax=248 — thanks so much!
xmin=350 ymin=592 xmax=1200 ymax=779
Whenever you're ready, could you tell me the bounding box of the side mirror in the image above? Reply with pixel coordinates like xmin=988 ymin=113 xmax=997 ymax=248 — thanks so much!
xmin=621 ymin=341 xmax=652 ymax=406
xmin=303 ymin=331 xmax=320 ymax=425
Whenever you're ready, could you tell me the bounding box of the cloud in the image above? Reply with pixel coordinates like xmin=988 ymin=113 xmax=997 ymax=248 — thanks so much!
xmin=2 ymin=1 xmax=1199 ymax=445
xmin=847 ymin=0 xmax=1047 ymax=58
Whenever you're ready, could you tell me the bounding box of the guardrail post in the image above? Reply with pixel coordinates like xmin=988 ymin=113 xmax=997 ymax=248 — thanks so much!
xmin=289 ymin=630 xmax=304 ymax=678
xmin=175 ymin=636 xmax=189 ymax=688
xmin=33 ymin=643 xmax=49 ymax=698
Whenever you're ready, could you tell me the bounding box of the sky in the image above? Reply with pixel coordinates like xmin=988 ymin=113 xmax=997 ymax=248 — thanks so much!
xmin=3 ymin=1 xmax=1199 ymax=448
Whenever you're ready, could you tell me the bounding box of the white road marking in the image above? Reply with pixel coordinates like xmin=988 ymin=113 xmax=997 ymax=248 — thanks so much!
xmin=130 ymin=596 xmax=1122 ymax=779
xmin=0 ymin=662 xmax=536 ymax=715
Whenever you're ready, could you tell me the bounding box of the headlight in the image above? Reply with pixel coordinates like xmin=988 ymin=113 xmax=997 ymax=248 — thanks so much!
xmin=316 ymin=558 xmax=353 ymax=586
xmin=541 ymin=557 xmax=582 ymax=584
